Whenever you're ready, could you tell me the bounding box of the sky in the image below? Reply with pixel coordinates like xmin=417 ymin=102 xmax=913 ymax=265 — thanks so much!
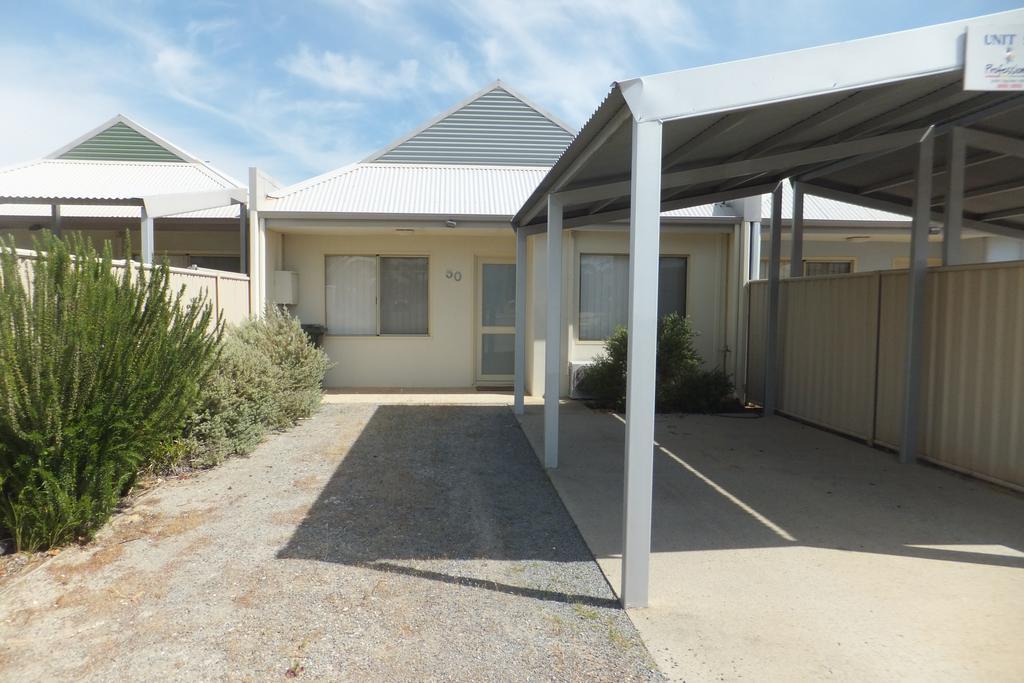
xmin=1 ymin=1 xmax=1019 ymax=186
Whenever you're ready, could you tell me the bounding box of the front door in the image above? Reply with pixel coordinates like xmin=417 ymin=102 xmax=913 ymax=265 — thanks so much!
xmin=477 ymin=259 xmax=516 ymax=385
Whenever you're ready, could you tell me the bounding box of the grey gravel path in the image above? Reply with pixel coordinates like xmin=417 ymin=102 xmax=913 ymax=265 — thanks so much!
xmin=0 ymin=403 xmax=662 ymax=681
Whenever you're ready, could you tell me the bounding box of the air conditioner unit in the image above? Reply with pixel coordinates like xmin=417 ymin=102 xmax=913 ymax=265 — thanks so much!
xmin=569 ymin=361 xmax=595 ymax=400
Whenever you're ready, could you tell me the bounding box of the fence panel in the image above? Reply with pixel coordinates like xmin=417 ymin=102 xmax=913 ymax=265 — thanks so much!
xmin=215 ymin=274 xmax=252 ymax=326
xmin=11 ymin=250 xmax=251 ymax=327
xmin=747 ymin=261 xmax=1024 ymax=490
xmin=874 ymin=271 xmax=908 ymax=448
xmin=916 ymin=264 xmax=1024 ymax=488
xmin=777 ymin=273 xmax=880 ymax=440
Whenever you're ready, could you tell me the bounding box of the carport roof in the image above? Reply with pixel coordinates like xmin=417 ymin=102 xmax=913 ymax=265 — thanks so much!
xmin=513 ymin=9 xmax=1024 ymax=235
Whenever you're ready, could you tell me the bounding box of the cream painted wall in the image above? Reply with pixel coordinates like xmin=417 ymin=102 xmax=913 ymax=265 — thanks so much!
xmin=280 ymin=230 xmax=514 ymax=388
xmin=524 ymin=226 xmax=737 ymax=398
xmin=759 ymin=234 xmax=989 ymax=273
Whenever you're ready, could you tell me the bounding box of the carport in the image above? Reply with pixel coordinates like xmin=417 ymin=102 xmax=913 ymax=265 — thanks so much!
xmin=511 ymin=9 xmax=1024 ymax=608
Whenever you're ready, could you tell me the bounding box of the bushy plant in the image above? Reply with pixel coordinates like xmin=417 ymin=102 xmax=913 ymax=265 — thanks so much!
xmin=182 ymin=332 xmax=278 ymax=467
xmin=182 ymin=306 xmax=331 ymax=467
xmin=234 ymin=306 xmax=330 ymax=429
xmin=0 ymin=232 xmax=221 ymax=551
xmin=578 ymin=313 xmax=734 ymax=414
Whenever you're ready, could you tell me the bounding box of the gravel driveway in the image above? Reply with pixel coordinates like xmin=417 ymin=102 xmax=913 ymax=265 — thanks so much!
xmin=0 ymin=403 xmax=661 ymax=681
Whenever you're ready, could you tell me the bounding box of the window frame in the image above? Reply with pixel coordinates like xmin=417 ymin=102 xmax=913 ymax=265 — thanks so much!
xmin=757 ymin=256 xmax=857 ymax=279
xmin=324 ymin=253 xmax=430 ymax=338
xmin=576 ymin=251 xmax=690 ymax=343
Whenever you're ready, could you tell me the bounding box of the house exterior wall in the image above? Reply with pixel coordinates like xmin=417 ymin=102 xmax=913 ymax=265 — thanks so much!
xmin=759 ymin=234 xmax=989 ymax=274
xmin=278 ymin=229 xmax=513 ymax=388
xmin=525 ymin=225 xmax=738 ymax=398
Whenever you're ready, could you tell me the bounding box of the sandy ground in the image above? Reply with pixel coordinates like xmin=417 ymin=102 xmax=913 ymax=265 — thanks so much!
xmin=518 ymin=403 xmax=1024 ymax=682
xmin=0 ymin=403 xmax=661 ymax=681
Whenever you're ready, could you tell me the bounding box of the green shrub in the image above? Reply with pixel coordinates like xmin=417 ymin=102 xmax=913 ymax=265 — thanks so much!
xmin=183 ymin=306 xmax=331 ymax=467
xmin=578 ymin=313 xmax=734 ymax=414
xmin=182 ymin=332 xmax=278 ymax=467
xmin=235 ymin=306 xmax=330 ymax=429
xmin=0 ymin=232 xmax=221 ymax=551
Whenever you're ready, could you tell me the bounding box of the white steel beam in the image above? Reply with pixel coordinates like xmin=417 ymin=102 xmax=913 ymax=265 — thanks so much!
xmin=749 ymin=221 xmax=762 ymax=280
xmin=960 ymin=128 xmax=1024 ymax=160
xmin=561 ymin=182 xmax=779 ymax=230
xmin=556 ymin=128 xmax=926 ymax=207
xmin=978 ymin=206 xmax=1024 ymax=222
xmin=790 ymin=182 xmax=805 ymax=276
xmin=621 ymin=118 xmax=662 ymax=609
xmin=900 ymin=131 xmax=935 ymax=464
xmin=140 ymin=207 xmax=154 ymax=265
xmin=544 ymin=194 xmax=563 ymax=469
xmin=942 ymin=128 xmax=965 ymax=266
xmin=763 ymin=184 xmax=784 ymax=416
xmin=520 ymin=107 xmax=632 ymax=225
xmin=800 ymin=182 xmax=1024 ymax=239
xmin=514 ymin=228 xmax=528 ymax=415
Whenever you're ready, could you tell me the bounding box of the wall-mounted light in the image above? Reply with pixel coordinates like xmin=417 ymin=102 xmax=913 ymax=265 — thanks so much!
xmin=28 ymin=223 xmax=44 ymax=231
xmin=445 ymin=219 xmax=457 ymax=228
xmin=395 ymin=228 xmax=414 ymax=233
xmin=845 ymin=235 xmax=871 ymax=242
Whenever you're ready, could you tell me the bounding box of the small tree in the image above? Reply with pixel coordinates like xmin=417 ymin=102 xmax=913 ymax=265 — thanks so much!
xmin=0 ymin=232 xmax=221 ymax=551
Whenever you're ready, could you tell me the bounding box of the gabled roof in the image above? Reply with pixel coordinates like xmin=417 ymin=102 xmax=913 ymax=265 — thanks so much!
xmin=0 ymin=115 xmax=245 ymax=221
xmin=364 ymin=81 xmax=576 ymax=166
xmin=47 ymin=115 xmax=200 ymax=163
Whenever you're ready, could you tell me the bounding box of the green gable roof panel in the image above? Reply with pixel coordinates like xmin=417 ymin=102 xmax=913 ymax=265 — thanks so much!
xmin=58 ymin=122 xmax=186 ymax=162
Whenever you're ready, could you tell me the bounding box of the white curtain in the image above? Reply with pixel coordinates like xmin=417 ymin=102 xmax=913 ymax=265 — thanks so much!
xmin=325 ymin=255 xmax=377 ymax=335
xmin=579 ymin=254 xmax=688 ymax=341
xmin=379 ymin=257 xmax=428 ymax=335
xmin=579 ymin=254 xmax=630 ymax=340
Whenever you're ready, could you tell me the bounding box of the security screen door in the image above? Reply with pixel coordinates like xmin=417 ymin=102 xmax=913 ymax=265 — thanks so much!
xmin=477 ymin=260 xmax=516 ymax=384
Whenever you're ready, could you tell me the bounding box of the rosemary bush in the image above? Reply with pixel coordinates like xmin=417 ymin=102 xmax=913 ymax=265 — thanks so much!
xmin=0 ymin=233 xmax=221 ymax=551
xmin=183 ymin=306 xmax=331 ymax=468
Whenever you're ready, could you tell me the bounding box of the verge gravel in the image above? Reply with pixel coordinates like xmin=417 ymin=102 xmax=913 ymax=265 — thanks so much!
xmin=0 ymin=403 xmax=662 ymax=681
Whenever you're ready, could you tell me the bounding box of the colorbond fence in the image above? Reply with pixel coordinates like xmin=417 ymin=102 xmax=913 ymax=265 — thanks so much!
xmin=12 ymin=249 xmax=251 ymax=327
xmin=746 ymin=261 xmax=1024 ymax=491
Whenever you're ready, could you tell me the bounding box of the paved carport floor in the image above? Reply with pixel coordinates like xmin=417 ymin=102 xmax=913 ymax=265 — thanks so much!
xmin=517 ymin=403 xmax=1024 ymax=681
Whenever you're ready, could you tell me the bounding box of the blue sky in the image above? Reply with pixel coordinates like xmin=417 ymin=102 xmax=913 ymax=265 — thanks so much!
xmin=1 ymin=1 xmax=1019 ymax=186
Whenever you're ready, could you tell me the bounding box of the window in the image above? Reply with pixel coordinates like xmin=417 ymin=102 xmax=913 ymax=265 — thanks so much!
xmin=578 ymin=254 xmax=687 ymax=341
xmin=325 ymin=255 xmax=428 ymax=336
xmin=758 ymin=258 xmax=854 ymax=278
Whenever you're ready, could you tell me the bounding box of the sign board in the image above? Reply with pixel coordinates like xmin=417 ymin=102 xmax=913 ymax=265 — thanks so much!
xmin=964 ymin=25 xmax=1024 ymax=91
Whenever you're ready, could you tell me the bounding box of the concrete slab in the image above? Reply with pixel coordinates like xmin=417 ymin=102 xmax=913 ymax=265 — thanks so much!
xmin=324 ymin=389 xmax=544 ymax=406
xmin=518 ymin=403 xmax=1024 ymax=681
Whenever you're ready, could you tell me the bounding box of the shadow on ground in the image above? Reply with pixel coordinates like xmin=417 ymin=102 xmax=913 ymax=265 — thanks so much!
xmin=520 ymin=405 xmax=1024 ymax=570
xmin=277 ymin=405 xmax=618 ymax=608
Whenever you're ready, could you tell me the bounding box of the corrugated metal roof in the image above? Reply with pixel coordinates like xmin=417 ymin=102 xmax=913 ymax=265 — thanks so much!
xmin=761 ymin=182 xmax=908 ymax=223
xmin=369 ymin=85 xmax=575 ymax=166
xmin=266 ymin=163 xmax=551 ymax=216
xmin=57 ymin=122 xmax=186 ymax=162
xmin=0 ymin=203 xmax=239 ymax=220
xmin=266 ymin=161 xmax=908 ymax=224
xmin=0 ymin=158 xmax=239 ymax=201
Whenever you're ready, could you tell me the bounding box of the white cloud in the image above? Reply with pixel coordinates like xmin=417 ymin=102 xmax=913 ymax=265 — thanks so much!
xmin=281 ymin=46 xmax=421 ymax=97
xmin=448 ymin=0 xmax=707 ymax=124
